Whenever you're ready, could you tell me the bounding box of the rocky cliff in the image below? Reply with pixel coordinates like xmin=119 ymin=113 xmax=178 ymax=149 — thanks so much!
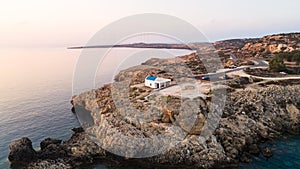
xmin=8 ymin=32 xmax=300 ymax=169
xmin=9 ymin=79 xmax=300 ymax=169
xmin=214 ymin=33 xmax=300 ymax=59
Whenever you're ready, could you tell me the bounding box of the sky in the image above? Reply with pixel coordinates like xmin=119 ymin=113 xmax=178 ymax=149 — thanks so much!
xmin=1 ymin=0 xmax=300 ymax=47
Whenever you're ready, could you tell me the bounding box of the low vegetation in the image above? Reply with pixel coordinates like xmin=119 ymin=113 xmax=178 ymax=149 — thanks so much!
xmin=275 ymin=50 xmax=300 ymax=64
xmin=269 ymin=55 xmax=286 ymax=72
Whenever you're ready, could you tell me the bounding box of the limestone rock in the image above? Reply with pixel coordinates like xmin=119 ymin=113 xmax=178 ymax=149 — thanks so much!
xmin=40 ymin=138 xmax=62 ymax=150
xmin=9 ymin=137 xmax=37 ymax=162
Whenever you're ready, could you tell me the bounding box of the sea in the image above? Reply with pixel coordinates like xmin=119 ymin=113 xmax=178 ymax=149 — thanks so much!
xmin=0 ymin=47 xmax=299 ymax=169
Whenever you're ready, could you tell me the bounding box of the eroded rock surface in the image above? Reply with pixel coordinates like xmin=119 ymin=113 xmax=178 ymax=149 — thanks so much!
xmin=8 ymin=80 xmax=300 ymax=169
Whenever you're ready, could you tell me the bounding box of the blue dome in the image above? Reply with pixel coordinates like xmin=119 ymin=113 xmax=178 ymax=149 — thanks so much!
xmin=146 ymin=76 xmax=157 ymax=81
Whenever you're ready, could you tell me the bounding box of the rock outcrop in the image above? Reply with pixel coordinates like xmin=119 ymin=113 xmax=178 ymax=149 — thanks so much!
xmin=214 ymin=33 xmax=300 ymax=59
xmin=9 ymin=128 xmax=107 ymax=169
xmin=9 ymin=137 xmax=37 ymax=163
xmin=9 ymin=82 xmax=300 ymax=169
xmin=7 ymin=32 xmax=300 ymax=169
xmin=9 ymin=80 xmax=300 ymax=169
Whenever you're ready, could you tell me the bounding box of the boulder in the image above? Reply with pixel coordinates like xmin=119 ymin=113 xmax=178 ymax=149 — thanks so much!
xmin=8 ymin=137 xmax=37 ymax=162
xmin=40 ymin=138 xmax=62 ymax=150
xmin=162 ymin=108 xmax=174 ymax=123
xmin=261 ymin=147 xmax=273 ymax=158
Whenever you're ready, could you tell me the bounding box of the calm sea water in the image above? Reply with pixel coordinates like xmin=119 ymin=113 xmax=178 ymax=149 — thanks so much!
xmin=239 ymin=136 xmax=300 ymax=169
xmin=0 ymin=47 xmax=299 ymax=169
xmin=0 ymin=47 xmax=81 ymax=169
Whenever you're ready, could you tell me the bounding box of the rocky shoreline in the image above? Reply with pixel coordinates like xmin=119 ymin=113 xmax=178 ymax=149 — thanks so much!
xmin=8 ymin=32 xmax=300 ymax=169
xmin=8 ymin=80 xmax=300 ymax=169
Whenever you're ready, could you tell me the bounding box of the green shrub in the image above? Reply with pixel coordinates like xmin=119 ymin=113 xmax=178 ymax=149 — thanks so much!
xmin=259 ymin=48 xmax=265 ymax=53
xmin=276 ymin=50 xmax=300 ymax=64
xmin=281 ymin=47 xmax=287 ymax=51
xmin=138 ymin=88 xmax=146 ymax=93
xmin=262 ymin=50 xmax=271 ymax=58
xmin=269 ymin=55 xmax=286 ymax=72
xmin=131 ymin=87 xmax=138 ymax=91
xmin=252 ymin=77 xmax=263 ymax=82
xmin=166 ymin=95 xmax=172 ymax=103
xmin=228 ymin=83 xmax=242 ymax=89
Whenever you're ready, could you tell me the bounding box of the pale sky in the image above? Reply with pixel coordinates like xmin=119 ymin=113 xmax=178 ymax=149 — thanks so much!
xmin=1 ymin=0 xmax=300 ymax=48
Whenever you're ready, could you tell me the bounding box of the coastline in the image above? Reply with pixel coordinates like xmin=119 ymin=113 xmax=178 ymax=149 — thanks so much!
xmin=8 ymin=77 xmax=300 ymax=168
xmin=7 ymin=33 xmax=300 ymax=168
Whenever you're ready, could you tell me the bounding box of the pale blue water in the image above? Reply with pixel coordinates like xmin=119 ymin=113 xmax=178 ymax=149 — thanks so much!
xmin=240 ymin=136 xmax=300 ymax=169
xmin=0 ymin=47 xmax=195 ymax=169
xmin=0 ymin=77 xmax=80 ymax=169
xmin=0 ymin=48 xmax=81 ymax=168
